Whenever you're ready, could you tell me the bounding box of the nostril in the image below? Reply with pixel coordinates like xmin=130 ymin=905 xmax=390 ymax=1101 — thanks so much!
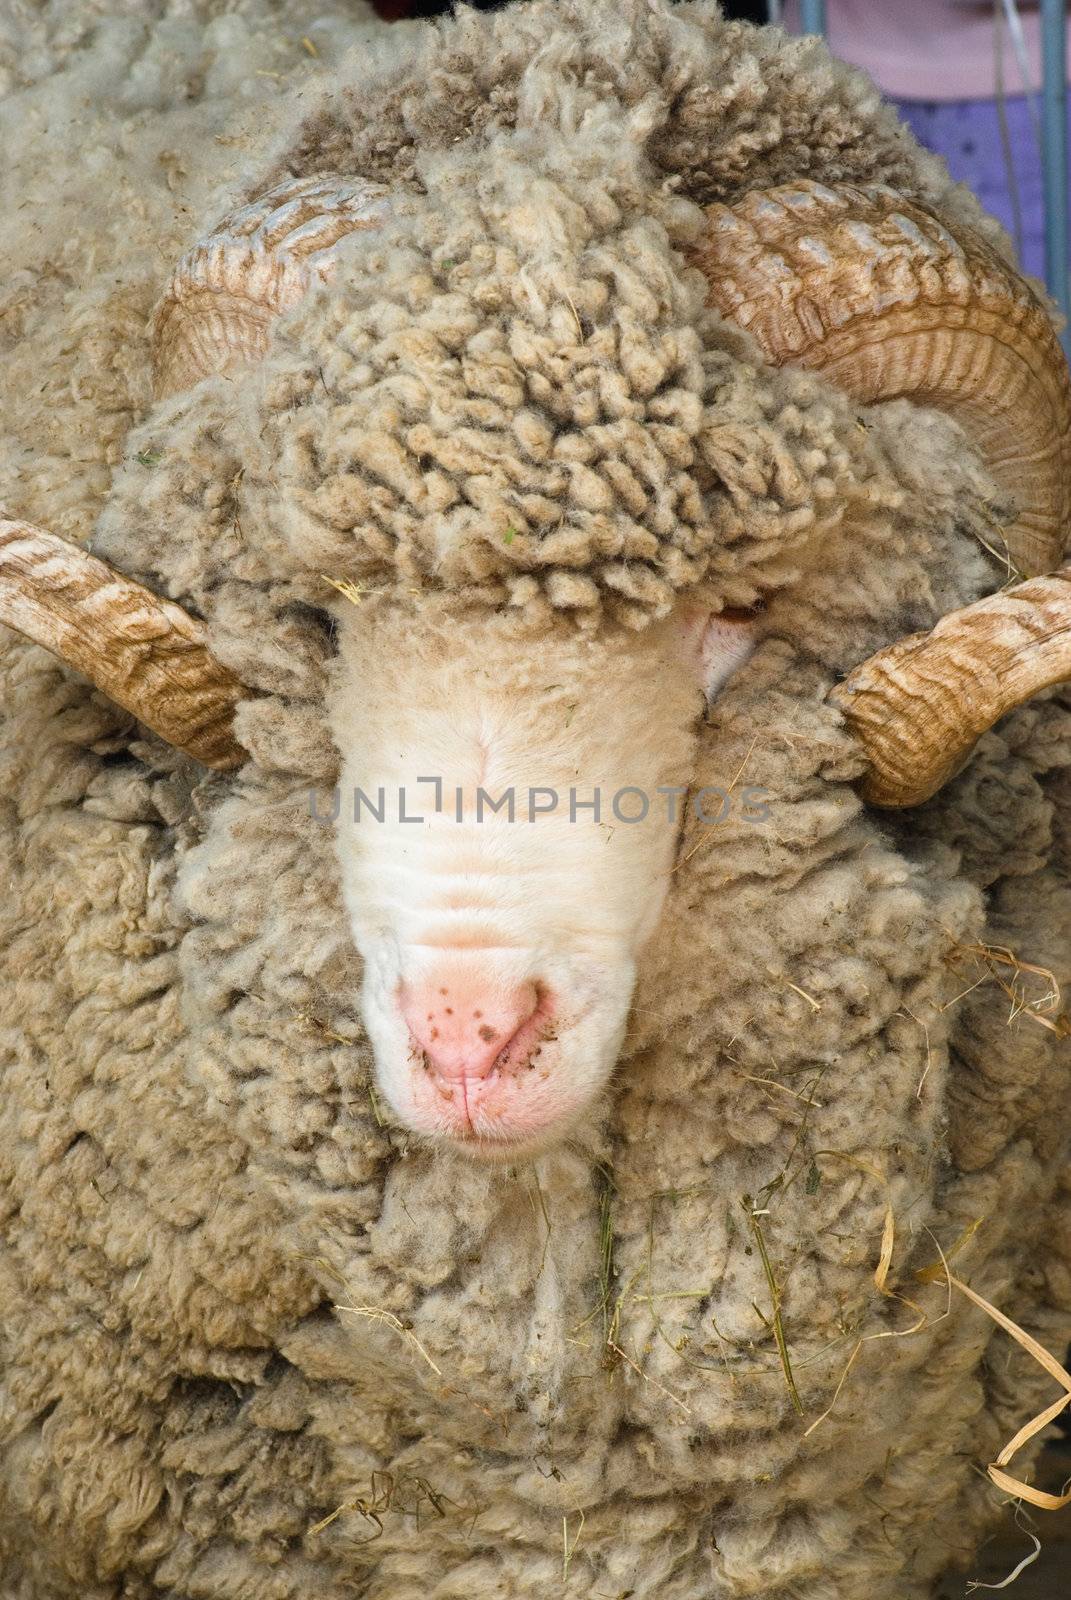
xmin=400 ymin=979 xmax=547 ymax=1082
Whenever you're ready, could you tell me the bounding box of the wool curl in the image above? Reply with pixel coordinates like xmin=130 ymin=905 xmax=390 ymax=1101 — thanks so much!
xmin=93 ymin=0 xmax=1020 ymax=635
xmin=2 ymin=4 xmax=1071 ymax=1600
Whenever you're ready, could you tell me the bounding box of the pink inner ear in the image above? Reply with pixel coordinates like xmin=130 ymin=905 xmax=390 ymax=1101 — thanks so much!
xmin=696 ymin=611 xmax=758 ymax=700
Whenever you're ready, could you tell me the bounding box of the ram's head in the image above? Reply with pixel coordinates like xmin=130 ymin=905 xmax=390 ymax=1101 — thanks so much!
xmin=5 ymin=174 xmax=1071 ymax=1156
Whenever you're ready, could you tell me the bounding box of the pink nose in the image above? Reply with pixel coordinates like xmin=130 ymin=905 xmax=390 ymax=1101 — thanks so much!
xmin=401 ymin=978 xmax=543 ymax=1081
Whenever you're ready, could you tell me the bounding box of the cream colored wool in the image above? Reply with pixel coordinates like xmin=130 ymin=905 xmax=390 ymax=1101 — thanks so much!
xmin=1 ymin=2 xmax=1070 ymax=1598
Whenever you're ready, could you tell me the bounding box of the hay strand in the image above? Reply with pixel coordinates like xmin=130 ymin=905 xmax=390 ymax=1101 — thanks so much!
xmin=562 ymin=1508 xmax=585 ymax=1583
xmin=801 ymin=1158 xmax=933 ymax=1438
xmin=745 ymin=1201 xmax=803 ymax=1415
xmin=913 ymin=1269 xmax=1071 ymax=1510
xmin=334 ymin=1303 xmax=442 ymax=1377
xmin=321 ymin=574 xmax=366 ymax=605
xmin=309 ymin=1469 xmax=471 ymax=1542
xmin=943 ymin=940 xmax=1070 ymax=1037
xmin=966 ymin=1533 xmax=1042 ymax=1592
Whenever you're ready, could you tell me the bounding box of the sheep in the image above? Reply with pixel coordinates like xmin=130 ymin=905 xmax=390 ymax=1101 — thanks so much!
xmin=2 ymin=2 xmax=1071 ymax=1598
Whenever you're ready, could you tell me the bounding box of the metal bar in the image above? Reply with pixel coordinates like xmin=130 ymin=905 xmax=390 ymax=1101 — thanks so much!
xmin=765 ymin=0 xmax=784 ymax=22
xmin=1041 ymin=0 xmax=1071 ymax=356
xmin=798 ymin=0 xmax=826 ymax=34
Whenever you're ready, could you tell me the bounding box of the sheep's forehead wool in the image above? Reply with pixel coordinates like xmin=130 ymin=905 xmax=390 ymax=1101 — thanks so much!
xmin=3 ymin=3 xmax=1071 ymax=1600
xmin=107 ymin=145 xmax=818 ymax=629
xmin=93 ymin=0 xmax=1015 ymax=634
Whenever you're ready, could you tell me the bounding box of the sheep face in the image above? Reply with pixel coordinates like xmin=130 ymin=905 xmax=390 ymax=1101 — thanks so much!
xmin=327 ymin=600 xmax=754 ymax=1156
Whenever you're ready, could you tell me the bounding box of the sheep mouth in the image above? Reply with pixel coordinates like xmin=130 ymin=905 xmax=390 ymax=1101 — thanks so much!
xmin=436 ymin=1119 xmax=572 ymax=1163
xmin=405 ymin=1043 xmax=586 ymax=1157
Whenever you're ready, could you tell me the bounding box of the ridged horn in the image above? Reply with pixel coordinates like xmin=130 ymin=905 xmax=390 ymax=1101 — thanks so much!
xmin=0 ymin=520 xmax=245 ymax=770
xmin=34 ymin=174 xmax=388 ymax=769
xmin=152 ymin=174 xmax=390 ymax=397
xmin=829 ymin=564 xmax=1071 ymax=806
xmin=693 ymin=181 xmax=1071 ymax=577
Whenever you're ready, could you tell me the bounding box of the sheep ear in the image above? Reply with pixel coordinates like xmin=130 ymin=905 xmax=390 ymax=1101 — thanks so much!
xmin=678 ymin=608 xmax=757 ymax=700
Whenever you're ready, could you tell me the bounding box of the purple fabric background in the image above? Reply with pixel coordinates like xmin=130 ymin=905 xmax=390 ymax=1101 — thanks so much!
xmin=893 ymin=92 xmax=1064 ymax=281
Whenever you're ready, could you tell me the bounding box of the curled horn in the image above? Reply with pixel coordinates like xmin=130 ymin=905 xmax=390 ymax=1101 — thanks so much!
xmin=152 ymin=174 xmax=391 ymax=397
xmin=0 ymin=520 xmax=245 ymax=769
xmin=0 ymin=178 xmax=389 ymax=769
xmin=829 ymin=565 xmax=1071 ymax=806
xmin=13 ymin=175 xmax=1071 ymax=800
xmin=694 ymin=181 xmax=1071 ymax=578
xmin=695 ymin=180 xmax=1071 ymax=805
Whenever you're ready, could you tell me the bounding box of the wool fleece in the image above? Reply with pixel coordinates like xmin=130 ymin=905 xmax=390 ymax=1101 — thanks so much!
xmin=1 ymin=2 xmax=1070 ymax=1598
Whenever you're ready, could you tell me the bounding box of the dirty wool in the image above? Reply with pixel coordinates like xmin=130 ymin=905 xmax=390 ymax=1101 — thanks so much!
xmin=1 ymin=1 xmax=1069 ymax=1596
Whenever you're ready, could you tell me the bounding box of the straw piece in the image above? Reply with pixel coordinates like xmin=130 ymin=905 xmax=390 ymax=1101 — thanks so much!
xmin=874 ymin=1206 xmax=895 ymax=1294
xmin=951 ymin=1277 xmax=1071 ymax=1396
xmin=923 ymin=1273 xmax=1071 ymax=1510
xmin=334 ymin=1303 xmax=443 ymax=1377
xmin=746 ymin=1203 xmax=804 ymax=1415
xmin=966 ymin=1532 xmax=1042 ymax=1592
xmin=943 ymin=940 xmax=1070 ymax=1037
xmin=562 ymin=1508 xmax=586 ymax=1583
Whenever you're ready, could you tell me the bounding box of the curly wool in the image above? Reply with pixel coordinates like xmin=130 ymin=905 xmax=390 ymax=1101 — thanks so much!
xmin=94 ymin=0 xmax=1016 ymax=632
xmin=1 ymin=4 xmax=1070 ymax=1600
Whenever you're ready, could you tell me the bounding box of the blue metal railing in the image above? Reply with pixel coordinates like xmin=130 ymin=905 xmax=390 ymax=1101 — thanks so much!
xmin=769 ymin=0 xmax=1071 ymax=353
xmin=1041 ymin=0 xmax=1071 ymax=350
xmin=797 ymin=0 xmax=826 ymax=34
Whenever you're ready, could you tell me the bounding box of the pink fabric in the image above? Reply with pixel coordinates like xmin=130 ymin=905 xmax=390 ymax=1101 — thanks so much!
xmin=781 ymin=1 xmax=1071 ymax=100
